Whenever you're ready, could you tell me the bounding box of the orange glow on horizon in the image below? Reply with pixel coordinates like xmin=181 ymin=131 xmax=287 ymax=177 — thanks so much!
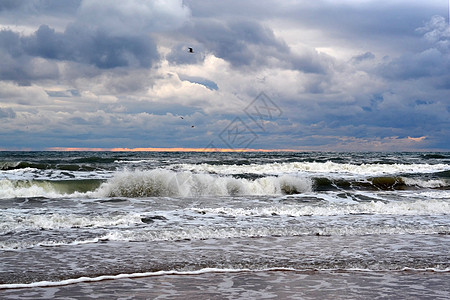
xmin=48 ymin=147 xmax=113 ymax=152
xmin=46 ymin=147 xmax=301 ymax=152
xmin=407 ymin=136 xmax=427 ymax=142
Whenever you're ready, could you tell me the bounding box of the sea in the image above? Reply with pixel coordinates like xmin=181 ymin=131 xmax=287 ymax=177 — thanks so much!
xmin=0 ymin=151 xmax=449 ymax=299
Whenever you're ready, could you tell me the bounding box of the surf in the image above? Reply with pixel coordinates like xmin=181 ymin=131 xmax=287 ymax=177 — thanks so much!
xmin=175 ymin=161 xmax=450 ymax=177
xmin=96 ymin=169 xmax=313 ymax=197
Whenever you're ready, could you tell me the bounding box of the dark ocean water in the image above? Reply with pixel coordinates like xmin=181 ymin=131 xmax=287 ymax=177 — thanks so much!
xmin=0 ymin=151 xmax=449 ymax=298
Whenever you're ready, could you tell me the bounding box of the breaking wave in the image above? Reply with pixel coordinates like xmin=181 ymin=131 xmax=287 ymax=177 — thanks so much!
xmin=0 ymin=179 xmax=102 ymax=198
xmin=1 ymin=170 xmax=448 ymax=200
xmin=176 ymin=161 xmax=450 ymax=177
xmin=97 ymin=169 xmax=313 ymax=197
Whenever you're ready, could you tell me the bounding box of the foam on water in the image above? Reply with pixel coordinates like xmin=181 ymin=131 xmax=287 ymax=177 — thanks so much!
xmin=95 ymin=169 xmax=313 ymax=198
xmin=0 ymin=170 xmax=316 ymax=199
xmin=2 ymin=266 xmax=449 ymax=290
xmin=3 ymin=198 xmax=448 ymax=250
xmin=176 ymin=161 xmax=450 ymax=177
xmin=0 ymin=165 xmax=115 ymax=181
xmin=2 ymin=220 xmax=448 ymax=251
xmin=193 ymin=199 xmax=450 ymax=217
xmin=0 ymin=179 xmax=102 ymax=199
xmin=401 ymin=177 xmax=448 ymax=188
xmin=414 ymin=190 xmax=450 ymax=199
xmin=0 ymin=211 xmax=144 ymax=233
xmin=0 ymin=179 xmax=63 ymax=198
xmin=0 ymin=236 xmax=109 ymax=251
xmin=0 ymin=268 xmax=266 ymax=289
xmin=99 ymin=223 xmax=450 ymax=244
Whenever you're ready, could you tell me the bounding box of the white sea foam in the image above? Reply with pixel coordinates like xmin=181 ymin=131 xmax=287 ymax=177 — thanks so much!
xmin=0 ymin=179 xmax=62 ymax=198
xmin=95 ymin=169 xmax=313 ymax=197
xmin=0 ymin=211 xmax=144 ymax=236
xmin=192 ymin=199 xmax=450 ymax=217
xmin=4 ymin=198 xmax=445 ymax=239
xmin=0 ymin=170 xmax=311 ymax=199
xmin=0 ymin=167 xmax=114 ymax=181
xmin=176 ymin=161 xmax=450 ymax=177
xmin=0 ymin=236 xmax=110 ymax=251
xmin=101 ymin=223 xmax=450 ymax=243
xmin=2 ymin=266 xmax=449 ymax=290
xmin=2 ymin=221 xmax=448 ymax=251
xmin=0 ymin=179 xmax=103 ymax=199
xmin=0 ymin=268 xmax=274 ymax=289
xmin=401 ymin=177 xmax=448 ymax=188
xmin=413 ymin=190 xmax=450 ymax=199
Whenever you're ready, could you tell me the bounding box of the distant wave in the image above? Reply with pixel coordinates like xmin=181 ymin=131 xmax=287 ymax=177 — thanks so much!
xmin=314 ymin=176 xmax=449 ymax=191
xmin=193 ymin=199 xmax=450 ymax=217
xmin=0 ymin=161 xmax=101 ymax=172
xmin=175 ymin=161 xmax=450 ymax=177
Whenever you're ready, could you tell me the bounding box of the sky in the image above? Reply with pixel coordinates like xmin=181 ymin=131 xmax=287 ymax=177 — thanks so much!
xmin=0 ymin=0 xmax=449 ymax=151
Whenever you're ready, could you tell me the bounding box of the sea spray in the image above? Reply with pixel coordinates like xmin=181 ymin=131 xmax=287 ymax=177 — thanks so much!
xmin=175 ymin=161 xmax=450 ymax=177
xmin=96 ymin=169 xmax=313 ymax=197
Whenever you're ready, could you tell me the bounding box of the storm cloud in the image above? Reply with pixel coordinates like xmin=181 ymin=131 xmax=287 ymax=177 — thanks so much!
xmin=0 ymin=0 xmax=190 ymax=81
xmin=0 ymin=0 xmax=448 ymax=151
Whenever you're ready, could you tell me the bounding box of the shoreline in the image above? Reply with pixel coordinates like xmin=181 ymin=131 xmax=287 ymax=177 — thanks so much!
xmin=1 ymin=269 xmax=449 ymax=299
xmin=2 ymin=267 xmax=450 ymax=290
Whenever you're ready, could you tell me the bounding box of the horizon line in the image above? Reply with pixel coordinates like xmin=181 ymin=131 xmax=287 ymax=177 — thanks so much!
xmin=44 ymin=147 xmax=303 ymax=152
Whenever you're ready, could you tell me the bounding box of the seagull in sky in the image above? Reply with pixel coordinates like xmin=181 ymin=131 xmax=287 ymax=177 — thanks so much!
xmin=188 ymin=47 xmax=194 ymax=53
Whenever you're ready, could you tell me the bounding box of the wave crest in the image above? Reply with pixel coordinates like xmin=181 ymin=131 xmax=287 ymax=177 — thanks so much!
xmin=97 ymin=170 xmax=313 ymax=197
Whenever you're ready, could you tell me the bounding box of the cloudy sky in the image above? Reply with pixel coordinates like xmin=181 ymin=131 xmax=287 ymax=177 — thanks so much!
xmin=0 ymin=0 xmax=449 ymax=151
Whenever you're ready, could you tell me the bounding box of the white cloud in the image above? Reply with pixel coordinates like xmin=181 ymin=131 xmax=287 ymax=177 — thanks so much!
xmin=0 ymin=82 xmax=50 ymax=105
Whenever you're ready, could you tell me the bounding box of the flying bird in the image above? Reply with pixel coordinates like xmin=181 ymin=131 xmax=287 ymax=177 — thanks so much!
xmin=188 ymin=47 xmax=194 ymax=53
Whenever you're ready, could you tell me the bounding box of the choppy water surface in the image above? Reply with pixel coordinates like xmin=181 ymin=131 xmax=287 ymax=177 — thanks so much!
xmin=0 ymin=151 xmax=449 ymax=298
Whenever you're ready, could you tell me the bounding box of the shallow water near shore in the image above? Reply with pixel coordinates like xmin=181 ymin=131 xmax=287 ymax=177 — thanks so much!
xmin=2 ymin=269 xmax=450 ymax=299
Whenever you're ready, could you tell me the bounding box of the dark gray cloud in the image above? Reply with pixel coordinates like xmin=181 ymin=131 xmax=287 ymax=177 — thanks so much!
xmin=0 ymin=0 xmax=81 ymax=31
xmin=0 ymin=29 xmax=60 ymax=84
xmin=169 ymin=18 xmax=330 ymax=74
xmin=77 ymin=0 xmax=190 ymax=35
xmin=351 ymin=52 xmax=375 ymax=63
xmin=166 ymin=43 xmax=207 ymax=65
xmin=187 ymin=19 xmax=289 ymax=68
xmin=0 ymin=0 xmax=81 ymax=14
xmin=46 ymin=89 xmax=80 ymax=97
xmin=185 ymin=0 xmax=444 ymax=55
xmin=0 ymin=0 xmax=191 ymax=83
xmin=0 ymin=0 xmax=24 ymax=10
xmin=0 ymin=52 xmax=30 ymax=84
xmin=0 ymin=23 xmax=159 ymax=72
xmin=280 ymin=1 xmax=444 ymax=53
xmin=382 ymin=48 xmax=449 ymax=79
xmin=380 ymin=15 xmax=450 ymax=80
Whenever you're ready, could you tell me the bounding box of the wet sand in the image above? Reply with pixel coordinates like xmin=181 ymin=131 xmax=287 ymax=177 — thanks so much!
xmin=1 ymin=270 xmax=449 ymax=300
